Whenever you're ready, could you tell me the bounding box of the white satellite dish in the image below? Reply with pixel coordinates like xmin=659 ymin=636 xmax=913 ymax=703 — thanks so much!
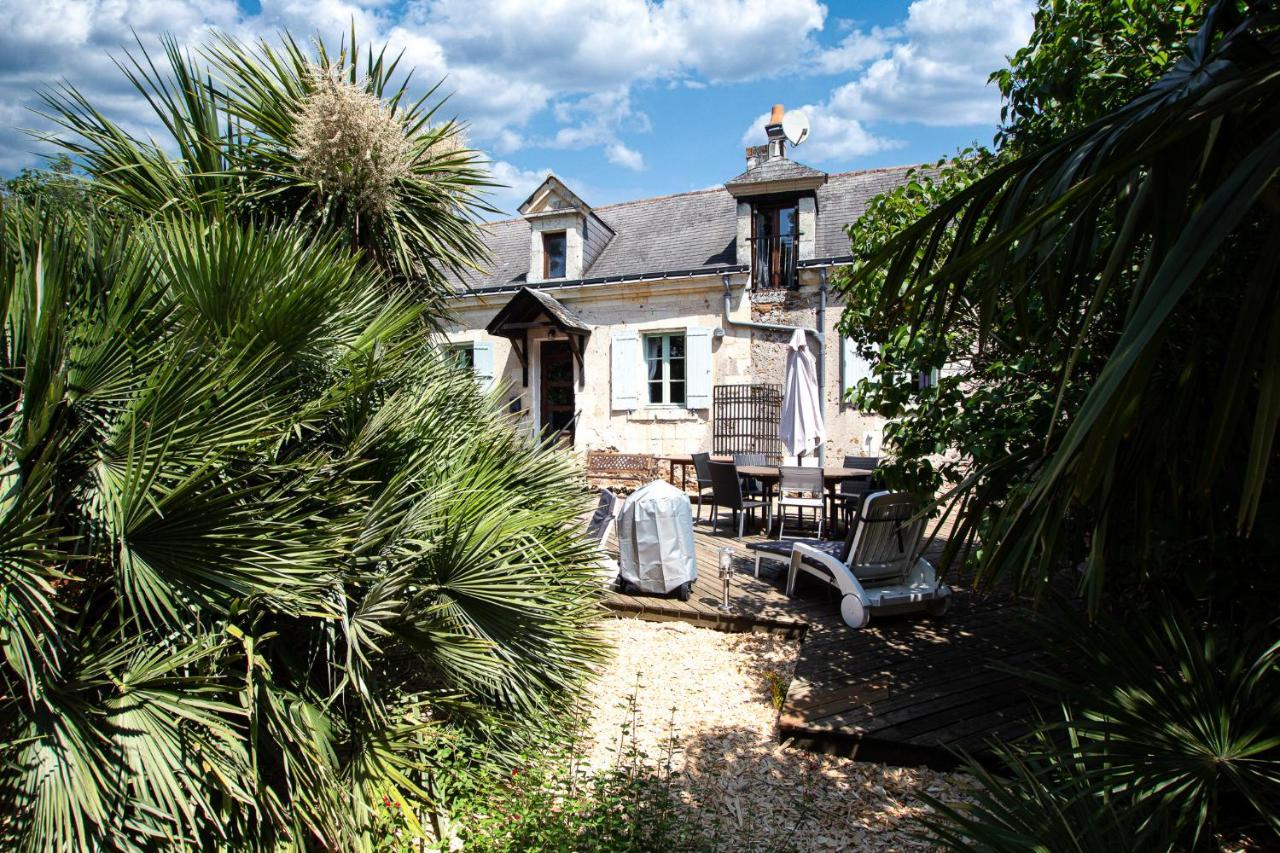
xmin=782 ymin=110 xmax=810 ymax=146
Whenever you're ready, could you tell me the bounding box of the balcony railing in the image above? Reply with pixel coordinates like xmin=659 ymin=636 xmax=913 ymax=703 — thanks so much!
xmin=750 ymin=234 xmax=799 ymax=291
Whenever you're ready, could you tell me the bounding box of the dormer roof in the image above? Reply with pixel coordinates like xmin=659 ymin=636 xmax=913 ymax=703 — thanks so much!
xmin=724 ymin=157 xmax=828 ymax=197
xmin=518 ymin=174 xmax=596 ymax=219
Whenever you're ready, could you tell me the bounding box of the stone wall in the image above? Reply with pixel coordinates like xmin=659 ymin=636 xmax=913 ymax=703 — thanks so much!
xmin=444 ymin=270 xmax=887 ymax=462
xmin=747 ymin=269 xmax=885 ymax=464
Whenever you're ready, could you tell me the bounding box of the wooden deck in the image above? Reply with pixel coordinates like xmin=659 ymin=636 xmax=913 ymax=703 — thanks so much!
xmin=603 ymin=517 xmax=1045 ymax=769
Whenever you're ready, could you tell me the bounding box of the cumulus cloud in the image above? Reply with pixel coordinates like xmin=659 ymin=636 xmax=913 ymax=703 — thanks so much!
xmin=827 ymin=0 xmax=1035 ymax=126
xmin=739 ymin=0 xmax=1033 ymax=164
xmin=739 ymin=106 xmax=903 ymax=164
xmin=483 ymin=160 xmax=553 ymax=217
xmin=0 ymin=0 xmax=1033 ymax=180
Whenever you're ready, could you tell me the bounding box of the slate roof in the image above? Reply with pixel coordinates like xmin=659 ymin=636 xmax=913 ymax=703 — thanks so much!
xmin=450 ymin=164 xmax=919 ymax=294
xmin=486 ymin=287 xmax=590 ymax=339
xmin=724 ymin=156 xmax=828 ymax=190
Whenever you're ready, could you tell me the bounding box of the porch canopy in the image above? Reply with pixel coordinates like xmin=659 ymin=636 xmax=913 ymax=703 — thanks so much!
xmin=485 ymin=286 xmax=590 ymax=386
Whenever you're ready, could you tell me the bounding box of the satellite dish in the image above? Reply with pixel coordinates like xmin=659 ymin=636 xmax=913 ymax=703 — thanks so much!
xmin=782 ymin=110 xmax=810 ymax=146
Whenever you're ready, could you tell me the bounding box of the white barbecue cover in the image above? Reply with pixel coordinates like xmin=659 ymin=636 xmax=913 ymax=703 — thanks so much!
xmin=616 ymin=480 xmax=697 ymax=594
xmin=780 ymin=328 xmax=826 ymax=458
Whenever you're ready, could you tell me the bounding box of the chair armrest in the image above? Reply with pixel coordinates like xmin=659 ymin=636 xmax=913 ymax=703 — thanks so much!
xmin=788 ymin=543 xmax=864 ymax=601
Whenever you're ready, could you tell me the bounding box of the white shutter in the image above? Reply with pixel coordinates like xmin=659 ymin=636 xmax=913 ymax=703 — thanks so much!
xmin=472 ymin=341 xmax=495 ymax=391
xmin=841 ymin=337 xmax=874 ymax=401
xmin=684 ymin=327 xmax=712 ymax=410
xmin=610 ymin=331 xmax=641 ymax=410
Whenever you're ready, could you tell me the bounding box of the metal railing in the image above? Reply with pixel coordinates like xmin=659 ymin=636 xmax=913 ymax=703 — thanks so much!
xmin=750 ymin=234 xmax=799 ymax=291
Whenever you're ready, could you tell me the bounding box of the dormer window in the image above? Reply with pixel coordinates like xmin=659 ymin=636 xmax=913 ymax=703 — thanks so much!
xmin=543 ymin=231 xmax=567 ymax=279
xmin=751 ymin=200 xmax=799 ymax=290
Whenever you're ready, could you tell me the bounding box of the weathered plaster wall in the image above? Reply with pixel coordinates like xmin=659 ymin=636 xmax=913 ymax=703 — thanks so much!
xmin=444 ymin=270 xmax=887 ymax=462
xmin=748 ymin=269 xmax=886 ymax=464
xmin=444 ymin=277 xmax=754 ymax=456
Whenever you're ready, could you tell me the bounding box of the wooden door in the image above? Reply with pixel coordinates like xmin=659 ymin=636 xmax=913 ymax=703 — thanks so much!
xmin=540 ymin=340 xmax=576 ymax=444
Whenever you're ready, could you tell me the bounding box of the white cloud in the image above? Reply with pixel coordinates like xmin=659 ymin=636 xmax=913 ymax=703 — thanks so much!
xmin=483 ymin=160 xmax=552 ymax=218
xmin=828 ymin=0 xmax=1035 ymax=126
xmin=739 ymin=0 xmax=1034 ymax=166
xmin=814 ymin=25 xmax=896 ymax=75
xmin=605 ymin=143 xmax=644 ymax=171
xmin=740 ymin=106 xmax=903 ymax=164
xmin=0 ymin=0 xmax=1032 ymax=179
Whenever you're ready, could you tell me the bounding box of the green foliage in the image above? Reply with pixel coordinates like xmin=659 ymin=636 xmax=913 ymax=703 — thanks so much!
xmin=0 ymin=203 xmax=605 ymax=850
xmin=921 ymin=608 xmax=1280 ymax=850
xmin=1 ymin=155 xmax=87 ymax=212
xmin=38 ymin=30 xmax=494 ymax=313
xmin=445 ymin=688 xmax=707 ymax=853
xmin=840 ymin=1 xmax=1280 ymax=605
xmin=992 ymin=0 xmax=1207 ymax=151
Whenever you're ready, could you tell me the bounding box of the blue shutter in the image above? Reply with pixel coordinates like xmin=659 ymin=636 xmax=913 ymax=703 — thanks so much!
xmin=841 ymin=337 xmax=874 ymax=402
xmin=472 ymin=340 xmax=496 ymax=391
xmin=684 ymin=327 xmax=712 ymax=410
xmin=611 ymin=331 xmax=641 ymax=410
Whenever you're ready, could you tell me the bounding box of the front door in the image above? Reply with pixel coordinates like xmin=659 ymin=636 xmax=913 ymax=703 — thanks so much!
xmin=540 ymin=340 xmax=575 ymax=444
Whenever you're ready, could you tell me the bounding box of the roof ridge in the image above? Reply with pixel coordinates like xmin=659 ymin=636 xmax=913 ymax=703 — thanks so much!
xmin=477 ymin=162 xmax=926 ymax=227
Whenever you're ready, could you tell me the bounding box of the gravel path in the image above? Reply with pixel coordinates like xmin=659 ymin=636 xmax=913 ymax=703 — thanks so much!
xmin=583 ymin=618 xmax=972 ymax=852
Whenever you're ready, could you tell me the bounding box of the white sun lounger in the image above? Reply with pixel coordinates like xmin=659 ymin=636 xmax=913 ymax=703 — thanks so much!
xmin=786 ymin=490 xmax=951 ymax=629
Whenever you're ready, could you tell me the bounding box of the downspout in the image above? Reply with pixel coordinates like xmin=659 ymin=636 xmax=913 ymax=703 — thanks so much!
xmin=720 ymin=272 xmax=826 ymax=465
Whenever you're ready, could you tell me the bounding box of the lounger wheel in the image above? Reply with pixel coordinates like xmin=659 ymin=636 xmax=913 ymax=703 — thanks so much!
xmin=674 ymin=581 xmax=693 ymax=602
xmin=840 ymin=594 xmax=870 ymax=629
xmin=927 ymin=591 xmax=952 ymax=618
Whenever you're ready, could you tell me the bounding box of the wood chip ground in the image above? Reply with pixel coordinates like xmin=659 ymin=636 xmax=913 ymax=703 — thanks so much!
xmin=582 ymin=619 xmax=975 ymax=852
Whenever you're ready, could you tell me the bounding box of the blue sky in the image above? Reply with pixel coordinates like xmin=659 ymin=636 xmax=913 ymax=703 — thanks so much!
xmin=0 ymin=0 xmax=1035 ymax=217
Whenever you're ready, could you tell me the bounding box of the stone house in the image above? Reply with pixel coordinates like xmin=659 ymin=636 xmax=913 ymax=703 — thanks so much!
xmin=443 ymin=107 xmax=913 ymax=464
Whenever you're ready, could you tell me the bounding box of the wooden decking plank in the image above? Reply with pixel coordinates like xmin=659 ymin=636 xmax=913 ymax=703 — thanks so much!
xmin=602 ymin=522 xmax=1048 ymax=764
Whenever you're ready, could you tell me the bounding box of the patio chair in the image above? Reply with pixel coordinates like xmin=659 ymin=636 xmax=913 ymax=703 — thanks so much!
xmin=732 ymin=452 xmax=768 ymax=498
xmin=708 ymin=461 xmax=769 ymax=539
xmin=786 ymin=490 xmax=951 ymax=629
xmin=583 ymin=489 xmax=621 ymax=584
xmin=832 ymin=455 xmax=881 ymax=531
xmin=775 ymin=465 xmax=825 ymax=540
xmin=690 ymin=452 xmax=715 ymax=522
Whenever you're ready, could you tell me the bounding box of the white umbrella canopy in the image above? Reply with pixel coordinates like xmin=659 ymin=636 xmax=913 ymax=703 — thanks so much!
xmin=779 ymin=328 xmax=825 ymax=459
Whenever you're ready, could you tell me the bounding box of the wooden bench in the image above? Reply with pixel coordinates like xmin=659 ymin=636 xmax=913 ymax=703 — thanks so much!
xmin=585 ymin=452 xmax=658 ymax=489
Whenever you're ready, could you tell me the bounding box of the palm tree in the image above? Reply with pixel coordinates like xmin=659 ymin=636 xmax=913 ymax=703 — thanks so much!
xmin=0 ymin=202 xmax=604 ymax=849
xmin=39 ymin=30 xmax=494 ymax=317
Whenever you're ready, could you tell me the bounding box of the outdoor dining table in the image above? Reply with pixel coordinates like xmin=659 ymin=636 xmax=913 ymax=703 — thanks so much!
xmin=656 ymin=454 xmax=872 ymax=506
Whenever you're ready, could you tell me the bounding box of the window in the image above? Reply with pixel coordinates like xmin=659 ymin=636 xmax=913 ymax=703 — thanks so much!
xmin=447 ymin=343 xmax=475 ymax=370
xmin=542 ymin=231 xmax=567 ymax=279
xmin=751 ymin=201 xmax=799 ymax=290
xmin=645 ymin=333 xmax=685 ymax=405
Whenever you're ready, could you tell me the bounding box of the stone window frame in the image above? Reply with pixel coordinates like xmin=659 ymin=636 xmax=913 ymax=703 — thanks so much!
xmin=542 ymin=230 xmax=568 ymax=280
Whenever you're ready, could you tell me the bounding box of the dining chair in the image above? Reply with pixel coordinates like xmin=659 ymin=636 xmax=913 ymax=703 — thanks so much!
xmin=833 ymin=455 xmax=881 ymax=532
xmin=776 ymin=465 xmax=825 ymax=540
xmin=708 ymin=461 xmax=769 ymax=539
xmin=732 ymin=452 xmax=767 ymax=499
xmin=690 ymin=452 xmax=715 ymax=522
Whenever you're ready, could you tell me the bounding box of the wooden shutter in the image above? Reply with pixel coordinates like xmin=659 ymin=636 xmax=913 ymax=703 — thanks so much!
xmin=472 ymin=340 xmax=496 ymax=391
xmin=610 ymin=331 xmax=641 ymax=410
xmin=684 ymin=326 xmax=712 ymax=410
xmin=841 ymin=337 xmax=874 ymax=401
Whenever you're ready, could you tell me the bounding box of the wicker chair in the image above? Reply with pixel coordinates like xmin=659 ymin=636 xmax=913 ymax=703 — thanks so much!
xmin=833 ymin=455 xmax=881 ymax=531
xmin=708 ymin=461 xmax=770 ymax=539
xmin=690 ymin=451 xmax=715 ymax=522
xmin=732 ymin=451 xmax=767 ymax=498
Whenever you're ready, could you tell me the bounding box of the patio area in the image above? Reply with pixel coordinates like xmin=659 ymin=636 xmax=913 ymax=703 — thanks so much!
xmin=602 ymin=516 xmax=1048 ymax=769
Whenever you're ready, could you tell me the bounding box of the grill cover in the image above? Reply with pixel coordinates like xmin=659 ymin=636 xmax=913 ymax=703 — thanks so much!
xmin=616 ymin=480 xmax=697 ymax=594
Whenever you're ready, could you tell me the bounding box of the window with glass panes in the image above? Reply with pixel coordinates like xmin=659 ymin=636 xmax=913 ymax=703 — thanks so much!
xmin=447 ymin=344 xmax=475 ymax=370
xmin=644 ymin=333 xmax=686 ymax=405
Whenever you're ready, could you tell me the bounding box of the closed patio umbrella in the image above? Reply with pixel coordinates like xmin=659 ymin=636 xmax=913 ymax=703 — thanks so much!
xmin=780 ymin=328 xmax=825 ymax=460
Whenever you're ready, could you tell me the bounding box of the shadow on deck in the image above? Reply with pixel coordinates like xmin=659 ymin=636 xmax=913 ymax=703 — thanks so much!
xmin=602 ymin=517 xmax=1046 ymax=770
